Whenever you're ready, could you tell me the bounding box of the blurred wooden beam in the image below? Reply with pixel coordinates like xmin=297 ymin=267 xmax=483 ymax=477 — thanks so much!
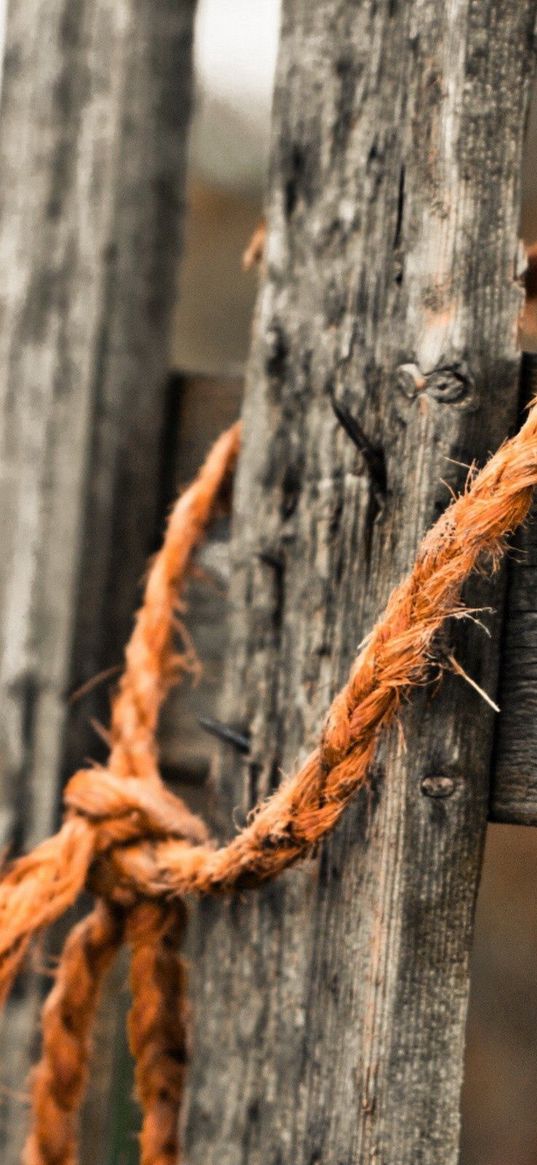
xmin=158 ymin=373 xmax=243 ymax=795
xmin=0 ymin=3 xmax=196 ymax=1160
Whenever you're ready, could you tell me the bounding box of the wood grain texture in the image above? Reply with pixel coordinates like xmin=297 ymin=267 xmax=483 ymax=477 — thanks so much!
xmin=0 ymin=2 xmax=195 ymax=1159
xmin=184 ymin=4 xmax=537 ymax=1165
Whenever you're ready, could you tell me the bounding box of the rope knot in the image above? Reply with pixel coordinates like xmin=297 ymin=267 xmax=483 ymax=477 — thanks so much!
xmin=65 ymin=767 xmax=209 ymax=854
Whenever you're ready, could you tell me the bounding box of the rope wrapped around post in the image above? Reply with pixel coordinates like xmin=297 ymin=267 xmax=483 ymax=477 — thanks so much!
xmin=1 ymin=402 xmax=537 ymax=1163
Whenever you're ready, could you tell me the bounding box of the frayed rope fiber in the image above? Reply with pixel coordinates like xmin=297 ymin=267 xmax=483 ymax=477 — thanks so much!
xmin=3 ymin=403 xmax=537 ymax=1162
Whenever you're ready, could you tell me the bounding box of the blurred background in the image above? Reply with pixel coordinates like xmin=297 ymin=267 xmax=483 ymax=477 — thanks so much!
xmin=0 ymin=1 xmax=537 ymax=1162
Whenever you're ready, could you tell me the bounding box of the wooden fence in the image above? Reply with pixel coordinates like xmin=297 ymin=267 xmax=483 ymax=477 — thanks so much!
xmin=1 ymin=2 xmax=537 ymax=1164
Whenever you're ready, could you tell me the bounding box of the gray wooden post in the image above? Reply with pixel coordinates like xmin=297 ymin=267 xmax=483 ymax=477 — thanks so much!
xmin=0 ymin=1 xmax=195 ymax=1159
xmin=184 ymin=4 xmax=537 ymax=1165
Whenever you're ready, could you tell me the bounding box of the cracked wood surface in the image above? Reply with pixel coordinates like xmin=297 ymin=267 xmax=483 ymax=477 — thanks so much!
xmin=184 ymin=4 xmax=537 ymax=1165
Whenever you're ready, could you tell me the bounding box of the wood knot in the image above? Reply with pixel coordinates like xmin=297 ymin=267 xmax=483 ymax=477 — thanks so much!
xmin=396 ymin=361 xmax=478 ymax=409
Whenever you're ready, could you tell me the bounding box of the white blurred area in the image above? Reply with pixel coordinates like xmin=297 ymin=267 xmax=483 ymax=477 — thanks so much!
xmin=191 ymin=0 xmax=280 ymax=192
xmin=172 ymin=0 xmax=281 ymax=375
xmin=0 ymin=0 xmax=5 ymax=93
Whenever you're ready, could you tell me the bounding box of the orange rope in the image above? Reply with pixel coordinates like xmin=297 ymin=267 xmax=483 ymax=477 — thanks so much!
xmin=22 ymin=902 xmax=124 ymax=1165
xmin=126 ymin=901 xmax=189 ymax=1165
xmin=1 ymin=403 xmax=537 ymax=1162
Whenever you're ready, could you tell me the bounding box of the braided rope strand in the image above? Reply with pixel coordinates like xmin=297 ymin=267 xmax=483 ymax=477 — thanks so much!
xmin=22 ymin=902 xmax=124 ymax=1165
xmin=127 ymin=902 xmax=189 ymax=1165
xmin=108 ymin=421 xmax=242 ymax=782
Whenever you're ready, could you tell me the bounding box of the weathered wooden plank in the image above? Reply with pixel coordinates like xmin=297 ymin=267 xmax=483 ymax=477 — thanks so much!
xmin=493 ymin=605 xmax=537 ymax=823
xmin=491 ymin=356 xmax=537 ymax=825
xmin=184 ymin=5 xmax=537 ymax=1165
xmin=0 ymin=2 xmax=195 ymax=1160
